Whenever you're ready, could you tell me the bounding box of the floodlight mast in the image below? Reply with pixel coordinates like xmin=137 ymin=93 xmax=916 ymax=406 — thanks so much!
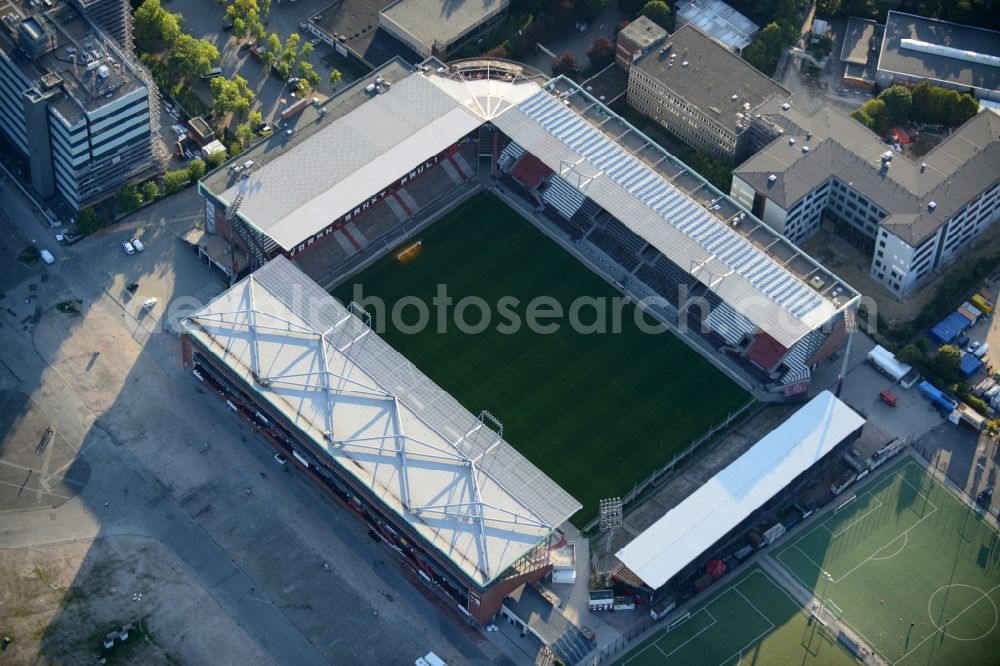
xmin=598 ymin=497 xmax=623 ymax=586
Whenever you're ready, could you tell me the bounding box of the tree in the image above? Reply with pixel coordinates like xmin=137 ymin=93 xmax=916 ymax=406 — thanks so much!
xmin=877 ymin=85 xmax=913 ymax=124
xmin=76 ymin=207 xmax=100 ymax=234
xmin=586 ymin=36 xmax=614 ymax=68
xmin=952 ymin=93 xmax=979 ymax=126
xmin=141 ymin=181 xmax=159 ymax=202
xmin=249 ymin=110 xmax=263 ymax=128
xmin=299 ymin=42 xmax=314 ymax=60
xmin=639 ymin=0 xmax=672 ymax=30
xmin=933 ymin=344 xmax=962 ymax=385
xmin=235 ymin=122 xmax=256 ymax=149
xmin=205 ymin=149 xmax=228 ymax=169
xmin=297 ymin=61 xmax=320 ymax=90
xmin=209 ymin=75 xmax=254 ymax=117
xmin=281 ymin=33 xmax=301 ymax=69
xmin=225 ymin=0 xmax=263 ymax=41
xmin=551 ymin=50 xmax=579 ymax=77
xmin=134 ymin=0 xmax=181 ymax=46
xmin=742 ymin=22 xmax=785 ymax=75
xmin=896 ymin=343 xmax=924 ymax=367
xmin=117 ymin=185 xmax=143 ymax=215
xmin=329 ymin=69 xmax=343 ymax=88
xmin=817 ymin=0 xmax=841 ymax=14
xmin=577 ymin=0 xmax=610 ymax=21
xmin=851 ymin=98 xmax=891 ymax=134
xmin=163 ymin=169 xmax=189 ymax=194
xmin=170 ymin=34 xmax=220 ymax=77
xmin=186 ymin=158 xmax=206 ymax=181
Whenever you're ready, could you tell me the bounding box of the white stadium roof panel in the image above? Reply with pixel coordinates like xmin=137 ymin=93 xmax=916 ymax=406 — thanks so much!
xmin=490 ymin=89 xmax=838 ymax=347
xmin=219 ymin=74 xmax=486 ymax=251
xmin=211 ymin=68 xmax=849 ymax=347
xmin=183 ymin=257 xmax=581 ymax=586
xmin=616 ymin=391 xmax=864 ymax=591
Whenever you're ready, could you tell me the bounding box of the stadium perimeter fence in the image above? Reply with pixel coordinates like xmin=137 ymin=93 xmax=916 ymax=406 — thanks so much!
xmin=582 ymin=397 xmax=758 ymax=534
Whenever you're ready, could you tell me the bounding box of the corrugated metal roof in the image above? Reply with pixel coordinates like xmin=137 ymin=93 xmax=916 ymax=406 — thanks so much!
xmin=492 ymin=89 xmax=838 ymax=347
xmin=183 ymin=257 xmax=581 ymax=586
xmin=616 ymin=391 xmax=864 ymax=591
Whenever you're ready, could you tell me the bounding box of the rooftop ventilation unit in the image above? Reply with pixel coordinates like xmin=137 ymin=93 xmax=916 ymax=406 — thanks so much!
xmin=921 ymin=162 xmax=927 ymax=172
xmin=928 ymin=201 xmax=937 ymax=211
xmin=802 ymin=146 xmax=810 ymax=154
xmin=768 ymin=174 xmax=777 ymax=185
xmin=731 ymin=94 xmax=738 ymax=100
xmin=788 ymin=138 xmax=796 ymax=145
xmin=781 ymin=102 xmax=790 ymax=111
xmin=97 ymin=65 xmax=110 ymax=79
xmin=681 ymin=60 xmax=689 ymax=67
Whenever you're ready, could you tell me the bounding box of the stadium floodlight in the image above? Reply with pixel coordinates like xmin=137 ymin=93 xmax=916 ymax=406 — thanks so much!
xmin=599 ymin=497 xmax=623 ymax=531
xmin=599 ymin=497 xmax=623 ymax=584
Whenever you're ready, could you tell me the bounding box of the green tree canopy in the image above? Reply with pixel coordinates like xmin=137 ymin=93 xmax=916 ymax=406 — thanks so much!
xmin=141 ymin=181 xmax=159 ymax=202
xmin=877 ymin=85 xmax=913 ymax=125
xmin=134 ymin=0 xmax=181 ymax=46
xmin=742 ymin=22 xmax=785 ymax=75
xmin=163 ymin=169 xmax=189 ymax=195
xmin=329 ymin=69 xmax=343 ymax=88
xmin=639 ymin=1 xmax=672 ymax=31
xmin=209 ymin=75 xmax=254 ymax=117
xmin=933 ymin=344 xmax=962 ymax=385
xmin=170 ymin=34 xmax=219 ymax=77
xmin=186 ymin=158 xmax=206 ymax=182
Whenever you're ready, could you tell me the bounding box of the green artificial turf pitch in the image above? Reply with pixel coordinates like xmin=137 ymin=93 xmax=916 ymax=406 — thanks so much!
xmin=617 ymin=568 xmax=858 ymax=666
xmin=334 ymin=193 xmax=749 ymax=525
xmin=775 ymin=459 xmax=1000 ymax=665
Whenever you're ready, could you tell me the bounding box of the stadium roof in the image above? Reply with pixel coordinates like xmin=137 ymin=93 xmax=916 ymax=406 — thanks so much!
xmin=878 ymin=11 xmax=1000 ymax=94
xmin=183 ymin=257 xmax=581 ymax=586
xmin=491 ymin=85 xmax=840 ymax=347
xmin=208 ymin=65 xmax=853 ymax=348
xmin=616 ymin=391 xmax=864 ymax=591
xmin=675 ymin=0 xmax=758 ymax=52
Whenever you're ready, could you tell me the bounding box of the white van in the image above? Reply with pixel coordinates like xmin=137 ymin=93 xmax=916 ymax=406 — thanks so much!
xmin=40 ymin=249 xmax=55 ymax=264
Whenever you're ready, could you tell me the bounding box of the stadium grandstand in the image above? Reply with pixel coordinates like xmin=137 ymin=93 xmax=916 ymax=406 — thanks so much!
xmin=197 ymin=56 xmax=859 ymax=393
xmin=615 ymin=391 xmax=865 ymax=604
xmin=181 ymin=257 xmax=581 ymax=624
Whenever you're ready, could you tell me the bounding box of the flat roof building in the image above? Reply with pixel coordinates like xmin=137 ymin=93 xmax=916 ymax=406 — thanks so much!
xmin=674 ymin=0 xmax=758 ymax=52
xmin=627 ymin=24 xmax=791 ymax=161
xmin=616 ymin=391 xmax=864 ymax=597
xmin=839 ymin=17 xmax=881 ymax=90
xmin=615 ymin=15 xmax=667 ymax=71
xmin=182 ymin=256 xmax=581 ymax=623
xmin=877 ymin=11 xmax=1000 ymax=102
xmin=732 ymin=101 xmax=1000 ymax=297
xmin=0 ymin=0 xmax=162 ymax=209
xmin=379 ymin=0 xmax=509 ymax=59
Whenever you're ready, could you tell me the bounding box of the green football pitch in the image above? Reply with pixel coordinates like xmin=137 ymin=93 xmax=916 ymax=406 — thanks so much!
xmin=333 ymin=193 xmax=749 ymax=525
xmin=617 ymin=568 xmax=858 ymax=666
xmin=775 ymin=458 xmax=1000 ymax=665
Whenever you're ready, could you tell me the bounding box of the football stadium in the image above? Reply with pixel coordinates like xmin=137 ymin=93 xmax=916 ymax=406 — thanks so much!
xmin=191 ymin=56 xmax=863 ymax=628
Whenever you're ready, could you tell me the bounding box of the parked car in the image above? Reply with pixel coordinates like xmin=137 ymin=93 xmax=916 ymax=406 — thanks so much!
xmin=258 ymin=124 xmax=272 ymax=134
xmin=131 ymin=238 xmax=144 ymax=252
xmin=122 ymin=240 xmax=135 ymax=255
xmin=142 ymin=297 xmax=158 ymax=309
xmin=240 ymin=42 xmax=252 ymax=51
xmin=40 ymin=249 xmax=55 ymax=265
xmin=968 ymin=340 xmax=982 ymax=354
xmin=310 ymin=38 xmax=321 ymax=46
xmin=274 ymin=453 xmax=288 ymax=466
xmin=287 ymin=77 xmax=300 ymax=87
xmin=222 ymin=23 xmax=234 ymax=32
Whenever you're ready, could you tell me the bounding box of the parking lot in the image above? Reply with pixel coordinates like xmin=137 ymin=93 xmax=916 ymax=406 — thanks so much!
xmin=0 ymin=178 xmax=524 ymax=664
